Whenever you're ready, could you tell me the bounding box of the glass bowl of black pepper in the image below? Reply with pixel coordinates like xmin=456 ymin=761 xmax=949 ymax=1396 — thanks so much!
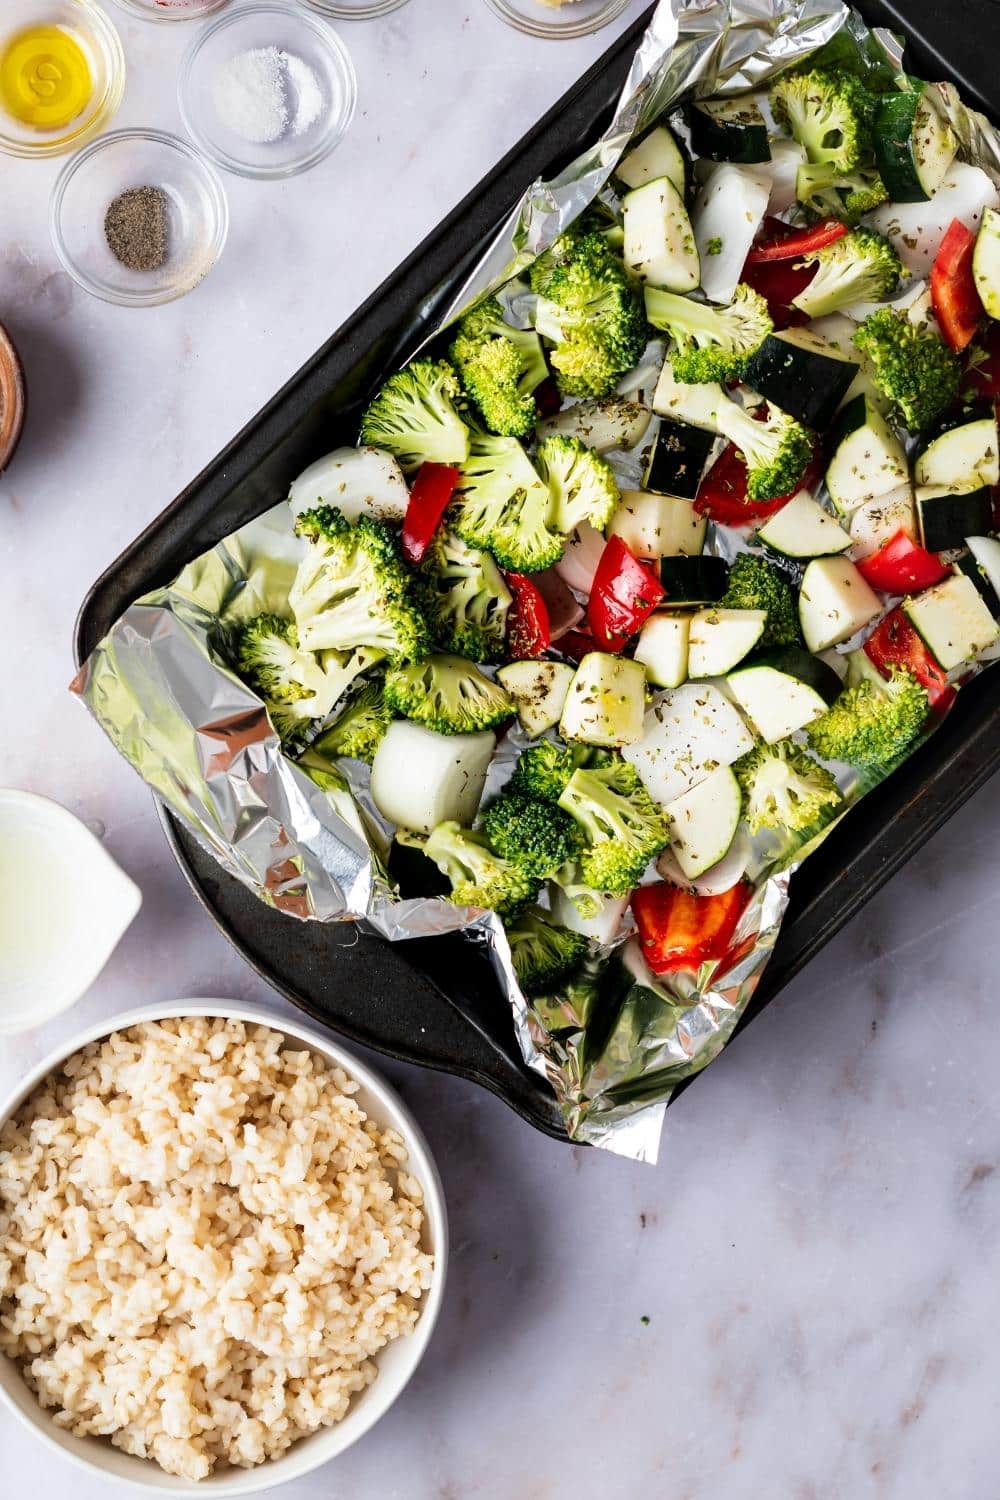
xmin=49 ymin=127 xmax=229 ymax=306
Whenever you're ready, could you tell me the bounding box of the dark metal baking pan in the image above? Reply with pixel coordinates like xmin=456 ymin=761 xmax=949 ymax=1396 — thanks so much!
xmin=75 ymin=0 xmax=1000 ymax=1143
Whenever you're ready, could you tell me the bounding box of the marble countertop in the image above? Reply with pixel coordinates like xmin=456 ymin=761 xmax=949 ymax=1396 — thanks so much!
xmin=4 ymin=3 xmax=1000 ymax=1496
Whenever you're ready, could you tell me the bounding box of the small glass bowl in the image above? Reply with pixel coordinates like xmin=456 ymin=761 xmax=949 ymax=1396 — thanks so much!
xmin=50 ymin=128 xmax=229 ymax=306
xmin=178 ymin=2 xmax=357 ymax=180
xmin=107 ymin=0 xmax=231 ymax=22
xmin=482 ymin=0 xmax=632 ymax=39
xmin=0 ymin=0 xmax=125 ymax=158
xmin=299 ymin=0 xmax=409 ymax=18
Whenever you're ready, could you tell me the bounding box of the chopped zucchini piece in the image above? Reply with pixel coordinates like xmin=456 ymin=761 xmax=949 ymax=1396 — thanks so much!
xmin=634 ymin=612 xmax=690 ymax=689
xmin=623 ymin=176 xmax=700 ymax=292
xmin=608 ymin=490 xmax=706 ymax=559
xmin=496 ymin=660 xmax=575 ymax=736
xmin=687 ymin=607 xmax=767 ymax=677
xmin=903 ymin=572 xmax=999 ymax=669
xmin=663 ymin=766 xmax=743 ymax=880
xmin=798 ymin=556 xmax=882 ymax=653
xmin=616 ymin=125 xmax=687 ymax=196
xmin=757 ymin=491 xmax=851 ymax=558
xmin=559 ymin=652 xmax=647 ymax=747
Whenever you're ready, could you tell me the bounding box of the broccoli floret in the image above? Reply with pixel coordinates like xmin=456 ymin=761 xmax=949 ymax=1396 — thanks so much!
xmin=806 ymin=664 xmax=929 ymax=768
xmin=312 ymin=680 xmax=389 ymax=763
xmin=237 ymin=614 xmax=324 ymax=707
xmin=505 ymin=908 xmax=588 ymax=997
xmin=237 ymin=613 xmax=382 ymax=731
xmin=534 ymin=433 xmax=620 ymax=534
xmin=790 ymin=227 xmax=901 ymax=318
xmin=480 ymin=788 xmax=582 ymax=878
xmin=712 ymin=394 xmax=813 ymax=502
xmin=383 ymin=652 xmax=514 ymax=734
xmin=511 ymin=741 xmax=591 ymax=803
xmin=530 ymin=228 xmax=648 ymax=399
xmin=548 ymin=863 xmax=604 ymax=920
xmin=424 ymin=820 xmax=539 ymax=918
xmin=290 ymin=505 xmax=430 ymax=664
xmin=644 ymin=283 xmax=773 ymax=383
xmin=449 ymin=297 xmax=549 ymax=438
xmin=359 ymin=359 xmax=470 ymax=473
xmin=557 ymin=758 xmax=669 ymax=895
xmin=419 ymin=529 xmax=512 ymax=663
xmin=734 ymin=739 xmax=842 ymax=834
xmin=852 ymin=308 xmax=961 ymax=430
xmin=795 ymin=160 xmax=888 ymax=222
xmin=841 ymin=175 xmax=889 ymax=222
xmin=770 ymin=67 xmax=874 ymax=172
xmin=451 ymin=432 xmax=562 ymax=572
xmin=721 ymin=553 xmax=801 ymax=647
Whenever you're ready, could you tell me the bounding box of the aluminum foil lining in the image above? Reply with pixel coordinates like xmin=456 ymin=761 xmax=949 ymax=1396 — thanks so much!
xmin=72 ymin=0 xmax=1000 ymax=1163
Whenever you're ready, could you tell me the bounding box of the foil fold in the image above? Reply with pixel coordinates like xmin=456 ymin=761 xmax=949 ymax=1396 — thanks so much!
xmin=72 ymin=0 xmax=1000 ymax=1163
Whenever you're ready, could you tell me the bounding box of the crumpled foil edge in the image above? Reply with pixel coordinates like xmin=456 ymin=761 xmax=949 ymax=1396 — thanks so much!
xmin=72 ymin=0 xmax=1000 ymax=1163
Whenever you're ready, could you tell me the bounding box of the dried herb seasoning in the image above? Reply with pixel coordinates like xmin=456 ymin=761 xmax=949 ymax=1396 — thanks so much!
xmin=104 ymin=186 xmax=169 ymax=273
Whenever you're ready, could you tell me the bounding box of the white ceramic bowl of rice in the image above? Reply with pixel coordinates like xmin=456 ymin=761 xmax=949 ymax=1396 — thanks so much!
xmin=0 ymin=1002 xmax=447 ymax=1493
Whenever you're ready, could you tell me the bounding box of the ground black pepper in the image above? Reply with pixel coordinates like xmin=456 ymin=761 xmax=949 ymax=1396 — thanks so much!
xmin=104 ymin=186 xmax=169 ymax=273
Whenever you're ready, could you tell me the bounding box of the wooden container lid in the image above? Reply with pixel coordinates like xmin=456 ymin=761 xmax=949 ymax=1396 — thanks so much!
xmin=0 ymin=323 xmax=26 ymax=473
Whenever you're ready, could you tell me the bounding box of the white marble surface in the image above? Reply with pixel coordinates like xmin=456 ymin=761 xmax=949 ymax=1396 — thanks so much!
xmin=4 ymin=3 xmax=1000 ymax=1496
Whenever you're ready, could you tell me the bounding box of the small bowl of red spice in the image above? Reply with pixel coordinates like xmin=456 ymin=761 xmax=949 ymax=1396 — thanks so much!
xmin=0 ymin=323 xmax=26 ymax=472
xmin=50 ymin=127 xmax=229 ymax=306
xmin=107 ymin=0 xmax=231 ymax=22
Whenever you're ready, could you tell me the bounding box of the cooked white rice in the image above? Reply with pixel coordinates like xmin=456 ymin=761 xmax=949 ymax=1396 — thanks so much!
xmin=0 ymin=1017 xmax=434 ymax=1480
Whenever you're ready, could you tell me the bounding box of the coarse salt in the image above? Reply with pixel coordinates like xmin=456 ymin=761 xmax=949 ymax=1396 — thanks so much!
xmin=285 ymin=52 xmax=324 ymax=136
xmin=212 ymin=46 xmax=324 ymax=146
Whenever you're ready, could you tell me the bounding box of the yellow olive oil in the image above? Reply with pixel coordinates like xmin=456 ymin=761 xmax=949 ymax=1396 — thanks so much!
xmin=0 ymin=25 xmax=93 ymax=132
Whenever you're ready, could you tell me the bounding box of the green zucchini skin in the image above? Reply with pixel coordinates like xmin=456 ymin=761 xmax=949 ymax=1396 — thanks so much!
xmin=916 ymin=487 xmax=994 ymax=552
xmin=874 ymin=86 xmax=956 ymax=202
xmin=387 ymin=838 xmax=451 ymax=901
xmin=743 ymin=646 xmax=843 ymax=706
xmin=915 ymin=399 xmax=995 ymax=448
xmin=658 ymin=555 xmax=730 ymax=604
xmin=742 ymin=335 xmax=859 ymax=431
xmin=955 ymin=553 xmax=1000 ymax=619
xmin=914 ymin=401 xmax=997 ymax=472
xmin=687 ymin=97 xmax=771 ymax=164
xmin=644 ymin=418 xmax=716 ymax=499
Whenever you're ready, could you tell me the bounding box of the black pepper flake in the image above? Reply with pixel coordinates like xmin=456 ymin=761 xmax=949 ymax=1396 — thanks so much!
xmin=104 ymin=186 xmax=169 ymax=273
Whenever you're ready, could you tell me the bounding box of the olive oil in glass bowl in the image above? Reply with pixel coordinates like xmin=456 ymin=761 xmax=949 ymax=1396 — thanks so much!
xmin=0 ymin=0 xmax=125 ymax=158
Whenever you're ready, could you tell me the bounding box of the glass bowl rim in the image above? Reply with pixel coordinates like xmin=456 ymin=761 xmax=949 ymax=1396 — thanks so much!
xmin=480 ymin=0 xmax=631 ymax=40
xmin=106 ymin=0 xmax=232 ymax=24
xmin=0 ymin=0 xmax=126 ymax=159
xmin=176 ymin=0 xmax=358 ymax=181
xmin=48 ymin=126 xmax=230 ymax=307
xmin=298 ymin=0 xmax=410 ymax=18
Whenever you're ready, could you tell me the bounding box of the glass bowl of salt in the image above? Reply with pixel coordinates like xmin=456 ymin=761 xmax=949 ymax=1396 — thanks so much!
xmin=50 ymin=128 xmax=229 ymax=306
xmin=178 ymin=2 xmax=357 ymax=181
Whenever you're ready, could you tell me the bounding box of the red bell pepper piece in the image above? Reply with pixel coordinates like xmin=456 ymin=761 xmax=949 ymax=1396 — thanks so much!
xmin=631 ymin=881 xmax=752 ymax=975
xmin=745 ymin=216 xmax=849 ymax=265
xmin=504 ymin=572 xmax=551 ymax=660
xmin=855 ymin=530 xmax=951 ymax=595
xmin=864 ymin=606 xmax=955 ymax=712
xmin=533 ymin=377 xmax=562 ymax=417
xmin=931 ymin=218 xmax=984 ymax=353
xmin=694 ymin=438 xmax=821 ymax=527
xmin=554 ymin=627 xmax=600 ymax=662
xmin=740 ymin=257 xmax=815 ymax=329
xmin=587 ymin=535 xmax=665 ymax=651
xmin=401 ymin=462 xmax=461 ymax=564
